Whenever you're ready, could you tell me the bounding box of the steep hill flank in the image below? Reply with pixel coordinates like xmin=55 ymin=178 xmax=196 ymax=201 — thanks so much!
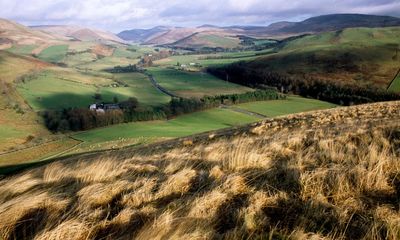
xmin=211 ymin=27 xmax=400 ymax=94
xmin=0 ymin=101 xmax=399 ymax=239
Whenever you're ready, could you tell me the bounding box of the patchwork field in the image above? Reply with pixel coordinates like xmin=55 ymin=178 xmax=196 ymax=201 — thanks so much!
xmin=154 ymin=49 xmax=274 ymax=68
xmin=148 ymin=67 xmax=252 ymax=98
xmin=37 ymin=45 xmax=69 ymax=63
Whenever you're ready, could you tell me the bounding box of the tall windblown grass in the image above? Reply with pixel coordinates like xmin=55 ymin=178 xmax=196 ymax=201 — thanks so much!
xmin=0 ymin=101 xmax=399 ymax=239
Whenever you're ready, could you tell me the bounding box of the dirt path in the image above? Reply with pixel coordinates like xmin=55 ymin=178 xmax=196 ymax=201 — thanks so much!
xmin=220 ymin=104 xmax=267 ymax=118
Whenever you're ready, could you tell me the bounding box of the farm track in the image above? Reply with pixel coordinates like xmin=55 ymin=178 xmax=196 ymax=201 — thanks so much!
xmin=220 ymin=104 xmax=267 ymax=118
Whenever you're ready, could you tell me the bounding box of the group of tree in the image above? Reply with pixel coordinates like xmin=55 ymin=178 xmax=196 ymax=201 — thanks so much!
xmin=105 ymin=64 xmax=139 ymax=73
xmin=207 ymin=62 xmax=400 ymax=106
xmin=42 ymin=89 xmax=283 ymax=132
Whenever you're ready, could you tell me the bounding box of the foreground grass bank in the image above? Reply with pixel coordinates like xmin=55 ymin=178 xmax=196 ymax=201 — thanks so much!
xmin=0 ymin=101 xmax=398 ymax=239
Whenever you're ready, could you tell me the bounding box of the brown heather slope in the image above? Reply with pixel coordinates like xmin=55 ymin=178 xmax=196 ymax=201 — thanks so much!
xmin=0 ymin=101 xmax=400 ymax=240
xmin=0 ymin=19 xmax=62 ymax=46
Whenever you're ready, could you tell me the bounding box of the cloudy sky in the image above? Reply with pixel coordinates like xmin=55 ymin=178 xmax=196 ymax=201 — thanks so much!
xmin=1 ymin=0 xmax=400 ymax=32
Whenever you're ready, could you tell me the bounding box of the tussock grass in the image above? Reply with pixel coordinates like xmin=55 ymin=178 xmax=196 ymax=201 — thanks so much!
xmin=0 ymin=101 xmax=399 ymax=239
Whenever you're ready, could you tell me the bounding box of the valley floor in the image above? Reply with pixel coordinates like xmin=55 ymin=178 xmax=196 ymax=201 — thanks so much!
xmin=0 ymin=96 xmax=335 ymax=173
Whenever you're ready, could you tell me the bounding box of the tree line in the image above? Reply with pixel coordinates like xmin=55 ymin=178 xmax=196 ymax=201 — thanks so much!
xmin=42 ymin=89 xmax=284 ymax=132
xmin=207 ymin=62 xmax=400 ymax=106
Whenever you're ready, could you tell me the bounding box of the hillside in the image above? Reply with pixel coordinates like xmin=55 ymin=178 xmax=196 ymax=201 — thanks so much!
xmin=167 ymin=32 xmax=241 ymax=49
xmin=31 ymin=25 xmax=125 ymax=44
xmin=0 ymin=51 xmax=52 ymax=152
xmin=276 ymin=14 xmax=400 ymax=34
xmin=211 ymin=27 xmax=400 ymax=93
xmin=0 ymin=19 xmax=62 ymax=47
xmin=0 ymin=101 xmax=399 ymax=239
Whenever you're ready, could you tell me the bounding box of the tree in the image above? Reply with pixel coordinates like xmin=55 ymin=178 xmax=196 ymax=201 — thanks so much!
xmin=93 ymin=93 xmax=102 ymax=102
xmin=120 ymin=97 xmax=139 ymax=110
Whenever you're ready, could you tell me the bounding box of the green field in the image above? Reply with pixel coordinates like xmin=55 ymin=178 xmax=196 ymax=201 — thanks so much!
xmin=17 ymin=71 xmax=170 ymax=110
xmin=148 ymin=67 xmax=252 ymax=98
xmin=73 ymin=108 xmax=259 ymax=144
xmin=38 ymin=45 xmax=69 ymax=62
xmin=388 ymin=71 xmax=400 ymax=92
xmin=0 ymin=126 xmax=25 ymax=142
xmin=72 ymin=96 xmax=336 ymax=150
xmin=155 ymin=49 xmax=274 ymax=68
xmin=236 ymin=96 xmax=337 ymax=117
xmin=6 ymin=45 xmax=37 ymax=55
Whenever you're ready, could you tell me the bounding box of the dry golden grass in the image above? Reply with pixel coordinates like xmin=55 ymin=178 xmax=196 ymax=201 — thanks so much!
xmin=0 ymin=101 xmax=399 ymax=240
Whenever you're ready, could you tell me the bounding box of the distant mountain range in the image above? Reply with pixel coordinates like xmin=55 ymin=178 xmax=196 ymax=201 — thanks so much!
xmin=118 ymin=14 xmax=400 ymax=45
xmin=1 ymin=13 xmax=400 ymax=50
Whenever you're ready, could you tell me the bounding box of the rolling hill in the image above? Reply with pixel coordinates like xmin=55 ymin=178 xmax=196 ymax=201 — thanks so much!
xmin=275 ymin=13 xmax=400 ymax=34
xmin=31 ymin=25 xmax=125 ymax=44
xmin=0 ymin=19 xmax=62 ymax=48
xmin=118 ymin=14 xmax=400 ymax=46
xmin=0 ymin=101 xmax=399 ymax=239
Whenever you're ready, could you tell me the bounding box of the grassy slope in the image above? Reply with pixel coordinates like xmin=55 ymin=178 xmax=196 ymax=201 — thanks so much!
xmin=250 ymin=27 xmax=400 ymax=89
xmin=388 ymin=71 xmax=400 ymax=92
xmin=73 ymin=108 xmax=259 ymax=144
xmin=6 ymin=44 xmax=37 ymax=55
xmin=0 ymin=51 xmax=51 ymax=152
xmin=38 ymin=45 xmax=69 ymax=62
xmin=148 ymin=67 xmax=252 ymax=98
xmin=236 ymin=96 xmax=337 ymax=117
xmin=172 ymin=33 xmax=241 ymax=49
xmin=0 ymin=101 xmax=399 ymax=239
xmin=17 ymin=70 xmax=169 ymax=110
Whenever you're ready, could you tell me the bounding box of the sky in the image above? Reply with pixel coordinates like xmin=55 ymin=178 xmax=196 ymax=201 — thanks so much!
xmin=1 ymin=0 xmax=400 ymax=33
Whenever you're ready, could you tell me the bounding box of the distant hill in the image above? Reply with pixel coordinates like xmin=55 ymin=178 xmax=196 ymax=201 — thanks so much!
xmin=117 ymin=26 xmax=172 ymax=42
xmin=31 ymin=25 xmax=125 ymax=44
xmin=275 ymin=14 xmax=400 ymax=34
xmin=118 ymin=14 xmax=400 ymax=45
xmin=0 ymin=18 xmax=62 ymax=47
xmin=167 ymin=32 xmax=241 ymax=49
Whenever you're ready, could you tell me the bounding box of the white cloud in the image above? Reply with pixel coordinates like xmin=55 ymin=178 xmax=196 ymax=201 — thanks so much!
xmin=0 ymin=0 xmax=399 ymax=32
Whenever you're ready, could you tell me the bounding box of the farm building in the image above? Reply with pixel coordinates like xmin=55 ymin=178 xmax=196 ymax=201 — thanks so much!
xmin=89 ymin=103 xmax=121 ymax=113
